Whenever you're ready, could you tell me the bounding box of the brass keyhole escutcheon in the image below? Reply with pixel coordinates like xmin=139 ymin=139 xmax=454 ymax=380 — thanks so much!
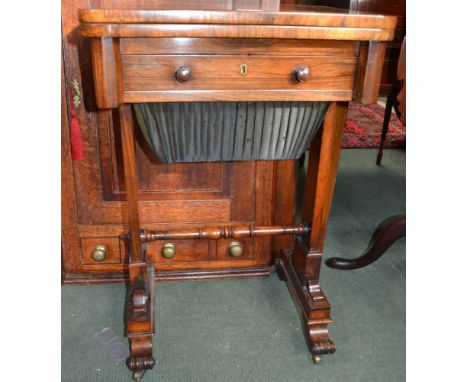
xmin=162 ymin=242 xmax=176 ymax=259
xmin=91 ymin=245 xmax=107 ymax=262
xmin=229 ymin=241 xmax=243 ymax=258
xmin=240 ymin=64 xmax=248 ymax=76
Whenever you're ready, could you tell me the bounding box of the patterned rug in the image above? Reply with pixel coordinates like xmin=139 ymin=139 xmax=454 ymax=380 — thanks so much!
xmin=342 ymin=102 xmax=406 ymax=148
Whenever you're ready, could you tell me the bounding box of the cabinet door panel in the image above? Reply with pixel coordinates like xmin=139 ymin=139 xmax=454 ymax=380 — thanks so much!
xmin=71 ymin=103 xmax=257 ymax=226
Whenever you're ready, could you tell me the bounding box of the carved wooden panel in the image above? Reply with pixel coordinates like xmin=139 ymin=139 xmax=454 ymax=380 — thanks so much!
xmin=100 ymin=108 xmax=231 ymax=201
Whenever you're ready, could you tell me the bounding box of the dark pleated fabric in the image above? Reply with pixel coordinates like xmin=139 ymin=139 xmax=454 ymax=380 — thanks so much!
xmin=133 ymin=101 xmax=329 ymax=163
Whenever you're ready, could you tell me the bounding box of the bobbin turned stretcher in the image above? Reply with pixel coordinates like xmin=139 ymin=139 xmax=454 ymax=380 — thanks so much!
xmin=79 ymin=4 xmax=396 ymax=380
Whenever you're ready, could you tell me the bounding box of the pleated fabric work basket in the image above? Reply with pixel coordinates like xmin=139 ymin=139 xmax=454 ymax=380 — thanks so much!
xmin=133 ymin=101 xmax=329 ymax=163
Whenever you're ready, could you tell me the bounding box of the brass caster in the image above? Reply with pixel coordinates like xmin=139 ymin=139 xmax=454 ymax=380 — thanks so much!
xmin=312 ymin=355 xmax=321 ymax=365
xmin=132 ymin=370 xmax=146 ymax=381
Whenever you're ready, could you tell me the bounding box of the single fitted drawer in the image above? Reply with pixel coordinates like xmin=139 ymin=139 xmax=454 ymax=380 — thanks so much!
xmin=148 ymin=239 xmax=211 ymax=263
xmin=217 ymin=238 xmax=254 ymax=261
xmin=119 ymin=38 xmax=358 ymax=102
xmin=121 ymin=55 xmax=356 ymax=92
xmin=81 ymin=237 xmax=122 ymax=265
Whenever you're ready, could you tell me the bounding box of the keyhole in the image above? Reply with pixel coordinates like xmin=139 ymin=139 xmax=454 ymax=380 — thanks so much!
xmin=240 ymin=64 xmax=248 ymax=76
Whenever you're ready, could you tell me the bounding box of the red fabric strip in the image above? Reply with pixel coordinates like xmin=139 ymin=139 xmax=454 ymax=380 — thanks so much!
xmin=69 ymin=89 xmax=85 ymax=161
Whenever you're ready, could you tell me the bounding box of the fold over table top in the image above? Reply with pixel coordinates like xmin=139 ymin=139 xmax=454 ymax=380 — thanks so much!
xmin=79 ymin=5 xmax=397 ymax=41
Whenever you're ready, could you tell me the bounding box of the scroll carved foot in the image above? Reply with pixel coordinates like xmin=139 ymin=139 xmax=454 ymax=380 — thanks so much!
xmin=127 ymin=355 xmax=155 ymax=381
xmin=302 ymin=294 xmax=336 ymax=363
xmin=126 ymin=341 xmax=155 ymax=371
xmin=276 ymin=250 xmax=336 ymax=363
xmin=125 ymin=260 xmax=155 ymax=380
xmin=126 ymin=325 xmax=155 ymax=380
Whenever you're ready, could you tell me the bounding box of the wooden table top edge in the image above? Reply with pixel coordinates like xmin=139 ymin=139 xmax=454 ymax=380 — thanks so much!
xmin=79 ymin=23 xmax=395 ymax=41
xmin=78 ymin=9 xmax=398 ymax=31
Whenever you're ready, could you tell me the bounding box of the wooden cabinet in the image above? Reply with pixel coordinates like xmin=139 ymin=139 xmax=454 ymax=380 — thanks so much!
xmin=61 ymin=0 xmax=296 ymax=284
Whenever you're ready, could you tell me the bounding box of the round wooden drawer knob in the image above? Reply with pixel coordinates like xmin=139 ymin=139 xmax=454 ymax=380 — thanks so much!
xmin=91 ymin=245 xmax=107 ymax=262
xmin=294 ymin=65 xmax=311 ymax=83
xmin=175 ymin=66 xmax=191 ymax=83
xmin=229 ymin=241 xmax=243 ymax=258
xmin=162 ymin=242 xmax=176 ymax=259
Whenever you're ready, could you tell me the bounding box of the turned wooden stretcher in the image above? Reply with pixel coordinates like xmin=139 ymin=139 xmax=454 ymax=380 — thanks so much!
xmin=78 ymin=3 xmax=396 ymax=380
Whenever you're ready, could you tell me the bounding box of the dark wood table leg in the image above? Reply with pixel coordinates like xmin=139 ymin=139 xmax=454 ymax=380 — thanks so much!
xmin=376 ymin=86 xmax=399 ymax=165
xmin=119 ymin=104 xmax=155 ymax=381
xmin=326 ymin=214 xmax=405 ymax=270
xmin=276 ymin=102 xmax=347 ymax=364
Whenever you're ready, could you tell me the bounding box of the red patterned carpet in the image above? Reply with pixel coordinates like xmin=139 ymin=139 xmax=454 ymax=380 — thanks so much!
xmin=342 ymin=102 xmax=406 ymax=148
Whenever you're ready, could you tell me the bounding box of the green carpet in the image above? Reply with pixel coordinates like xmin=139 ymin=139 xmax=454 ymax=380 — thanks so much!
xmin=62 ymin=149 xmax=405 ymax=382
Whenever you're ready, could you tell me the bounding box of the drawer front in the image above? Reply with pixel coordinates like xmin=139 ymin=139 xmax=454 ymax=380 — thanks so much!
xmin=149 ymin=239 xmax=210 ymax=263
xmin=122 ymin=55 xmax=356 ymax=92
xmin=81 ymin=237 xmax=122 ymax=266
xmin=79 ymin=236 xmax=254 ymax=268
xmin=149 ymin=238 xmax=254 ymax=263
xmin=216 ymin=238 xmax=254 ymax=261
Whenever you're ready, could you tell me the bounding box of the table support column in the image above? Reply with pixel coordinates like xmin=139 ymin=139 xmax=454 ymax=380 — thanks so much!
xmin=277 ymin=101 xmax=348 ymax=364
xmin=119 ymin=104 xmax=155 ymax=381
